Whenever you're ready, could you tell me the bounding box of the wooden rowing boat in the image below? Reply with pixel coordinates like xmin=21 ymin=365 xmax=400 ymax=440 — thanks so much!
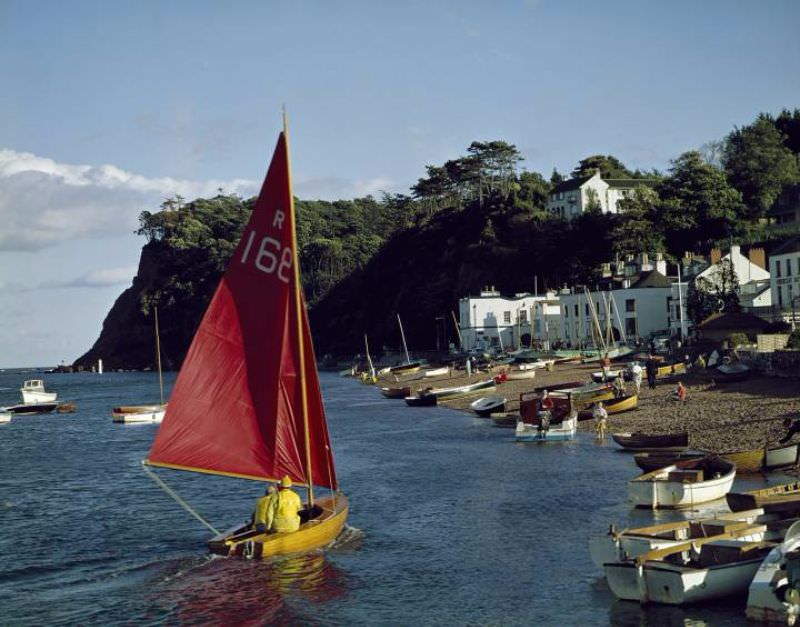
xmin=720 ymin=442 xmax=799 ymax=473
xmin=404 ymin=379 xmax=496 ymax=407
xmin=633 ymin=451 xmax=707 ymax=472
xmin=380 ymin=386 xmax=411 ymax=399
xmin=612 ymin=431 xmax=689 ymax=452
xmin=577 ymin=394 xmax=638 ymax=420
xmin=727 ymin=482 xmax=800 ymax=513
xmin=470 ymin=395 xmax=507 ymax=417
xmin=628 ymin=455 xmax=736 ymax=509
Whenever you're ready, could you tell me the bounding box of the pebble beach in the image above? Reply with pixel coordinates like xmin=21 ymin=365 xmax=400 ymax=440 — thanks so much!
xmin=385 ymin=361 xmax=800 ymax=454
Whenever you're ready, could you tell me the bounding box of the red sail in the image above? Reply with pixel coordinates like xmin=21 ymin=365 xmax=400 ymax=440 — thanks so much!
xmin=146 ymin=133 xmax=337 ymax=490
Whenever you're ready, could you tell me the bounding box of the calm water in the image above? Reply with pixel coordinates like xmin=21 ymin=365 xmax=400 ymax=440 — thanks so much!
xmin=0 ymin=370 xmax=783 ymax=625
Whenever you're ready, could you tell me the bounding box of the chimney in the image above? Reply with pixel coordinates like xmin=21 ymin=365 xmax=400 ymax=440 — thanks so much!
xmin=748 ymin=247 xmax=766 ymax=270
xmin=710 ymin=248 xmax=721 ymax=265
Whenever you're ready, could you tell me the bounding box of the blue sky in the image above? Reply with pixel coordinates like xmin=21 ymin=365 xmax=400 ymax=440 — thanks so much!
xmin=0 ymin=0 xmax=798 ymax=367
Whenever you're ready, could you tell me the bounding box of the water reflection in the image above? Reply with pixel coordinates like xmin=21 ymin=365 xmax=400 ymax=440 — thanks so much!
xmin=157 ymin=552 xmax=349 ymax=625
xmin=608 ymin=598 xmax=745 ymax=626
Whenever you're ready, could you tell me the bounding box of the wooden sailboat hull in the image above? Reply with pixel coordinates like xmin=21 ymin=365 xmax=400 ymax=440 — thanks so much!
xmin=726 ymin=482 xmax=800 ymax=513
xmin=578 ymin=394 xmax=638 ymax=420
xmin=380 ymin=386 xmax=411 ymax=399
xmin=208 ymin=493 xmax=349 ymax=559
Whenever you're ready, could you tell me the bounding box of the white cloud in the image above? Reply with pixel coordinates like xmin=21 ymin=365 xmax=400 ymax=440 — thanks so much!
xmin=1 ymin=266 xmax=137 ymax=292
xmin=0 ymin=149 xmax=401 ymax=252
xmin=0 ymin=149 xmax=258 ymax=252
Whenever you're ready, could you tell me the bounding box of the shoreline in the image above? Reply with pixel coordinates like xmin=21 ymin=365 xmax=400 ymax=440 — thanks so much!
xmin=375 ymin=361 xmax=800 ymax=454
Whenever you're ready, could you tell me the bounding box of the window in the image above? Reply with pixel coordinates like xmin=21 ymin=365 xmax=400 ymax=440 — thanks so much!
xmin=778 ymin=287 xmax=784 ymax=307
xmin=797 ymin=257 xmax=800 ymax=275
xmin=625 ymin=299 xmax=635 ymax=313
xmin=563 ymin=306 xmax=568 ymax=318
xmin=503 ymin=311 xmax=511 ymax=324
xmin=519 ymin=310 xmax=527 ymax=323
xmin=788 ymin=259 xmax=793 ymax=277
xmin=625 ymin=318 xmax=637 ymax=337
xmin=776 ymin=260 xmax=782 ymax=278
xmin=574 ymin=304 xmax=578 ymax=316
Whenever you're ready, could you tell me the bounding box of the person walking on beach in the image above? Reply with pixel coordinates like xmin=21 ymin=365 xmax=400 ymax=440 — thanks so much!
xmin=645 ymin=354 xmax=658 ymax=390
xmin=593 ymin=402 xmax=608 ymax=440
xmin=613 ymin=375 xmax=626 ymax=399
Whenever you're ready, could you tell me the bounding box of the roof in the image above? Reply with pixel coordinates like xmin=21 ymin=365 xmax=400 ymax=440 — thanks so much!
xmin=698 ymin=312 xmax=771 ymax=331
xmin=605 ymin=178 xmax=659 ymax=190
xmin=629 ymin=270 xmax=672 ymax=288
xmin=550 ymin=174 xmax=595 ymax=194
xmin=771 ymin=235 xmax=800 ymax=256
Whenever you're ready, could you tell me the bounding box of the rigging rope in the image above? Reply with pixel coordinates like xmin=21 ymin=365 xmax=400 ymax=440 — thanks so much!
xmin=141 ymin=461 xmax=220 ymax=535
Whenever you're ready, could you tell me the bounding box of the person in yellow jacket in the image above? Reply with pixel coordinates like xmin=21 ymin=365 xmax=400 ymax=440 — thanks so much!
xmin=253 ymin=475 xmax=302 ymax=533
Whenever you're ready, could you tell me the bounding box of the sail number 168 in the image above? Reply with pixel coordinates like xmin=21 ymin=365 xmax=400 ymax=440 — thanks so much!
xmin=240 ymin=230 xmax=292 ymax=284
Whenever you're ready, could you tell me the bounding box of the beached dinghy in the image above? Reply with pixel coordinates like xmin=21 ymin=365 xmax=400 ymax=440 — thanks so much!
xmin=604 ymin=525 xmax=775 ymax=605
xmin=470 ymin=395 xmax=507 ymax=417
xmin=404 ymin=379 xmax=496 ymax=406
xmin=0 ymin=411 xmax=11 ymax=424
xmin=746 ymin=519 xmax=800 ymax=624
xmin=612 ymin=431 xmax=689 ymax=452
xmin=721 ymin=442 xmax=799 ymax=473
xmin=578 ymin=394 xmax=638 ymax=420
xmin=144 ymin=127 xmax=348 ymax=559
xmin=633 ymin=451 xmax=706 ymax=472
xmin=628 ymin=456 xmax=736 ymax=509
xmin=380 ymin=385 xmax=411 ymax=399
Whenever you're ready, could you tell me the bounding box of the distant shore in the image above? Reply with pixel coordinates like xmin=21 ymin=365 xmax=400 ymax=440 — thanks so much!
xmin=376 ymin=361 xmax=800 ymax=455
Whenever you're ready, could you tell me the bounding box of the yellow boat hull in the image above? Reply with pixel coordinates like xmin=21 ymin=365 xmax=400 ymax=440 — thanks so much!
xmin=208 ymin=493 xmax=349 ymax=559
xmin=721 ymin=449 xmax=764 ymax=473
xmin=606 ymin=394 xmax=638 ymax=414
xmin=574 ymin=389 xmax=615 ymax=409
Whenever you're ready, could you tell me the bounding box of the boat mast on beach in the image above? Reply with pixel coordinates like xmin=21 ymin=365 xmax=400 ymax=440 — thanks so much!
xmin=142 ymin=118 xmax=348 ymax=558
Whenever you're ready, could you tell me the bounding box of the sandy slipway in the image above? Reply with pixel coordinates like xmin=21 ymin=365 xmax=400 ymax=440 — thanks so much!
xmin=382 ymin=362 xmax=800 ymax=455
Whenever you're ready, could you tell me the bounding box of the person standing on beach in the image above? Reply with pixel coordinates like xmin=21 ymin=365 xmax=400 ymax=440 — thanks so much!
xmin=645 ymin=354 xmax=658 ymax=389
xmin=593 ymin=402 xmax=608 ymax=440
xmin=600 ymin=354 xmax=611 ymax=382
xmin=630 ymin=362 xmax=643 ymax=395
xmin=466 ymin=356 xmax=472 ymax=377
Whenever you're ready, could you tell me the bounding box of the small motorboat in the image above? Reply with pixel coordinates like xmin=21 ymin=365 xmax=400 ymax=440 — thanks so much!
xmin=612 ymin=431 xmax=689 ymax=452
xmin=4 ymin=402 xmax=59 ymax=414
xmin=746 ymin=520 xmax=800 ymax=623
xmin=470 ymin=395 xmax=507 ymax=417
xmin=20 ymin=379 xmax=57 ymax=404
xmin=515 ymin=390 xmax=577 ymax=442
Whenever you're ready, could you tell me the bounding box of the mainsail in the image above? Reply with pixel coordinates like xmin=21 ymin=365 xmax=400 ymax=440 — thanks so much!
xmin=146 ymin=133 xmax=337 ymax=490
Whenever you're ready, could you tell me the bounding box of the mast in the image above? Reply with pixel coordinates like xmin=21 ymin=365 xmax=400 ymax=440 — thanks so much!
xmin=285 ymin=111 xmax=316 ymax=507
xmin=155 ymin=305 xmax=164 ymax=405
xmin=364 ymin=334 xmax=375 ymax=380
xmin=451 ymin=310 xmax=463 ymax=350
xmin=397 ymin=314 xmax=411 ymax=364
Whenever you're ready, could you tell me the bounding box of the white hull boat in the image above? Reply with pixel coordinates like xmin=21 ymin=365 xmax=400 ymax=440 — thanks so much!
xmin=589 ymin=508 xmax=768 ymax=569
xmin=505 ymin=369 xmax=537 ymax=381
xmin=767 ymin=444 xmax=800 ymax=470
xmin=605 ymin=526 xmax=772 ymax=605
xmin=20 ymin=379 xmax=57 ymax=404
xmin=746 ymin=520 xmax=800 ymax=624
xmin=628 ymin=457 xmax=736 ymax=509
xmin=423 ymin=367 xmax=450 ymax=378
xmin=112 ymin=407 xmax=166 ymax=424
xmin=0 ymin=411 xmax=11 ymax=424
xmin=515 ymin=414 xmax=577 ymax=442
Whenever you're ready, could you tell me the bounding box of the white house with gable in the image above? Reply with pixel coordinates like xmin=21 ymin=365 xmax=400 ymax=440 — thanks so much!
xmin=546 ymin=172 xmax=658 ymax=220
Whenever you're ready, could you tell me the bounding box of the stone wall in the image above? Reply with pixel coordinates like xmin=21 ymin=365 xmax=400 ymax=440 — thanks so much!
xmin=741 ymin=348 xmax=800 ymax=378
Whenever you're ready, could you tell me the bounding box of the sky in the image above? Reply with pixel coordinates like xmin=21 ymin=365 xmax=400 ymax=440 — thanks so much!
xmin=0 ymin=0 xmax=798 ymax=368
